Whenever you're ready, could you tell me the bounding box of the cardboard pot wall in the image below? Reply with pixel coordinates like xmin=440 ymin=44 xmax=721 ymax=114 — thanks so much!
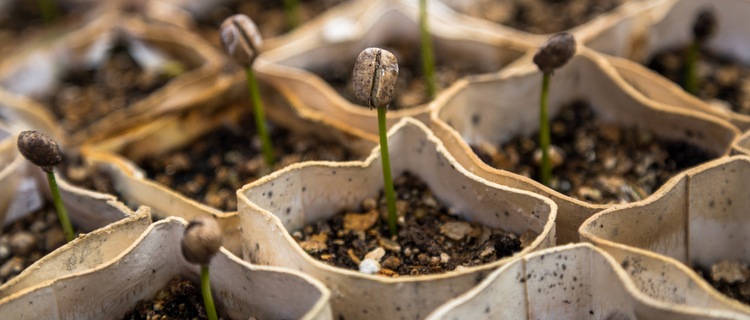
xmin=80 ymin=79 xmax=379 ymax=254
xmin=0 ymin=217 xmax=333 ymax=319
xmin=258 ymin=0 xmax=530 ymax=140
xmin=427 ymin=243 xmax=747 ymax=319
xmin=0 ymin=10 xmax=224 ymax=146
xmin=430 ymin=47 xmax=738 ymax=244
xmin=0 ymin=207 xmax=150 ymax=298
xmin=580 ymin=156 xmax=750 ymax=315
xmin=589 ymin=0 xmax=750 ymax=130
xmin=237 ymin=118 xmax=557 ymax=320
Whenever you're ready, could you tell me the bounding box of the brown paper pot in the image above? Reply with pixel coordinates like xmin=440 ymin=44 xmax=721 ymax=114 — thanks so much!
xmin=237 ymin=118 xmax=557 ymax=320
xmin=430 ymin=47 xmax=738 ymax=244
xmin=427 ymin=243 xmax=748 ymax=319
xmin=257 ymin=0 xmax=530 ymax=141
xmin=580 ymin=155 xmax=750 ymax=315
xmin=0 ymin=207 xmax=150 ymax=298
xmin=0 ymin=10 xmax=224 ymax=146
xmin=0 ymin=217 xmax=334 ymax=319
xmin=77 ymin=78 xmax=377 ymax=254
xmin=589 ymin=0 xmax=750 ymax=130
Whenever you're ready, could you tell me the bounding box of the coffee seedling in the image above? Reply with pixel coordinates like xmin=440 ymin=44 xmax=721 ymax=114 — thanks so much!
xmin=685 ymin=8 xmax=717 ymax=95
xmin=284 ymin=0 xmax=300 ymax=30
xmin=352 ymin=47 xmax=399 ymax=235
xmin=533 ymin=32 xmax=576 ymax=187
xmin=38 ymin=0 xmax=58 ymax=24
xmin=419 ymin=0 xmax=436 ymax=99
xmin=221 ymin=14 xmax=275 ymax=167
xmin=182 ymin=217 xmax=223 ymax=320
xmin=17 ymin=131 xmax=74 ymax=242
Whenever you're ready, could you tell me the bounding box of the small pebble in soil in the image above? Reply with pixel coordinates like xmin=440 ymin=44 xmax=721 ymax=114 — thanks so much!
xmin=647 ymin=47 xmax=750 ymax=115
xmin=471 ymin=100 xmax=715 ymax=204
xmin=0 ymin=206 xmax=72 ymax=284
xmin=441 ymin=0 xmax=626 ymax=34
xmin=294 ymin=172 xmax=526 ymax=276
xmin=695 ymin=260 xmax=750 ymax=305
xmin=138 ymin=113 xmax=359 ymax=211
xmin=122 ymin=276 xmax=231 ymax=320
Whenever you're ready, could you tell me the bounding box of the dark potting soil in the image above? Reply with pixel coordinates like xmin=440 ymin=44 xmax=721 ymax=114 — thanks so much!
xmin=647 ymin=46 xmax=750 ymax=115
xmin=138 ymin=113 xmax=359 ymax=212
xmin=313 ymin=40 xmax=489 ymax=110
xmin=58 ymin=151 xmax=118 ymax=197
xmin=197 ymin=0 xmax=348 ymax=46
xmin=0 ymin=205 xmax=71 ymax=285
xmin=694 ymin=261 xmax=750 ymax=306
xmin=440 ymin=0 xmax=626 ymax=34
xmin=294 ymin=172 xmax=528 ymax=277
xmin=45 ymin=41 xmax=181 ymax=135
xmin=471 ymin=100 xmax=715 ymax=204
xmin=122 ymin=276 xmax=229 ymax=320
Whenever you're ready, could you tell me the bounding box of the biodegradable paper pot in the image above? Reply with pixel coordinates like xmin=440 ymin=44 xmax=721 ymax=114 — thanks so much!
xmin=0 ymin=10 xmax=225 ymax=146
xmin=427 ymin=243 xmax=748 ymax=319
xmin=257 ymin=0 xmax=530 ymax=141
xmin=0 ymin=137 xmax=37 ymax=227
xmin=0 ymin=217 xmax=333 ymax=320
xmin=580 ymin=155 xmax=750 ymax=315
xmin=80 ymin=83 xmax=377 ymax=254
xmin=588 ymin=0 xmax=750 ymax=130
xmin=237 ymin=118 xmax=557 ymax=320
xmin=430 ymin=47 xmax=738 ymax=244
xmin=0 ymin=207 xmax=150 ymax=298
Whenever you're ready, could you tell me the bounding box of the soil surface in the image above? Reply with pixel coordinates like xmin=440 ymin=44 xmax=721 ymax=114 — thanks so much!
xmin=313 ymin=41 xmax=489 ymax=110
xmin=0 ymin=205 xmax=70 ymax=285
xmin=197 ymin=0 xmax=348 ymax=46
xmin=647 ymin=46 xmax=750 ymax=115
xmin=695 ymin=261 xmax=750 ymax=306
xmin=293 ymin=172 xmax=529 ymax=277
xmin=441 ymin=0 xmax=626 ymax=34
xmin=58 ymin=151 xmax=118 ymax=196
xmin=122 ymin=276 xmax=229 ymax=320
xmin=0 ymin=1 xmax=75 ymax=56
xmin=138 ymin=114 xmax=359 ymax=211
xmin=471 ymin=100 xmax=715 ymax=204
xmin=45 ymin=40 xmax=182 ymax=135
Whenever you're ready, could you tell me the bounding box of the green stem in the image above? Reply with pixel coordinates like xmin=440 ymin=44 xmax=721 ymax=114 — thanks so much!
xmin=47 ymin=171 xmax=74 ymax=242
xmin=419 ymin=0 xmax=436 ymax=99
xmin=685 ymin=40 xmax=700 ymax=95
xmin=283 ymin=0 xmax=300 ymax=30
xmin=246 ymin=67 xmax=275 ymax=168
xmin=377 ymin=105 xmax=398 ymax=236
xmin=539 ymin=73 xmax=551 ymax=187
xmin=37 ymin=0 xmax=57 ymax=24
xmin=201 ymin=265 xmax=218 ymax=320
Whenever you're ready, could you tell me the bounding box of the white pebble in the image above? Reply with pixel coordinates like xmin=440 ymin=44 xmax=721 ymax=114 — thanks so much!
xmin=359 ymin=259 xmax=381 ymax=275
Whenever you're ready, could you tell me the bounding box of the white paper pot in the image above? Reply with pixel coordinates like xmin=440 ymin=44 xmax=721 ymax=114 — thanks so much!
xmin=257 ymin=0 xmax=531 ymax=141
xmin=0 ymin=217 xmax=333 ymax=319
xmin=0 ymin=10 xmax=225 ymax=146
xmin=237 ymin=118 xmax=557 ymax=320
xmin=427 ymin=243 xmax=748 ymax=319
xmin=580 ymin=155 xmax=750 ymax=315
xmin=0 ymin=207 xmax=151 ymax=298
xmin=430 ymin=47 xmax=738 ymax=244
xmin=589 ymin=0 xmax=750 ymax=130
